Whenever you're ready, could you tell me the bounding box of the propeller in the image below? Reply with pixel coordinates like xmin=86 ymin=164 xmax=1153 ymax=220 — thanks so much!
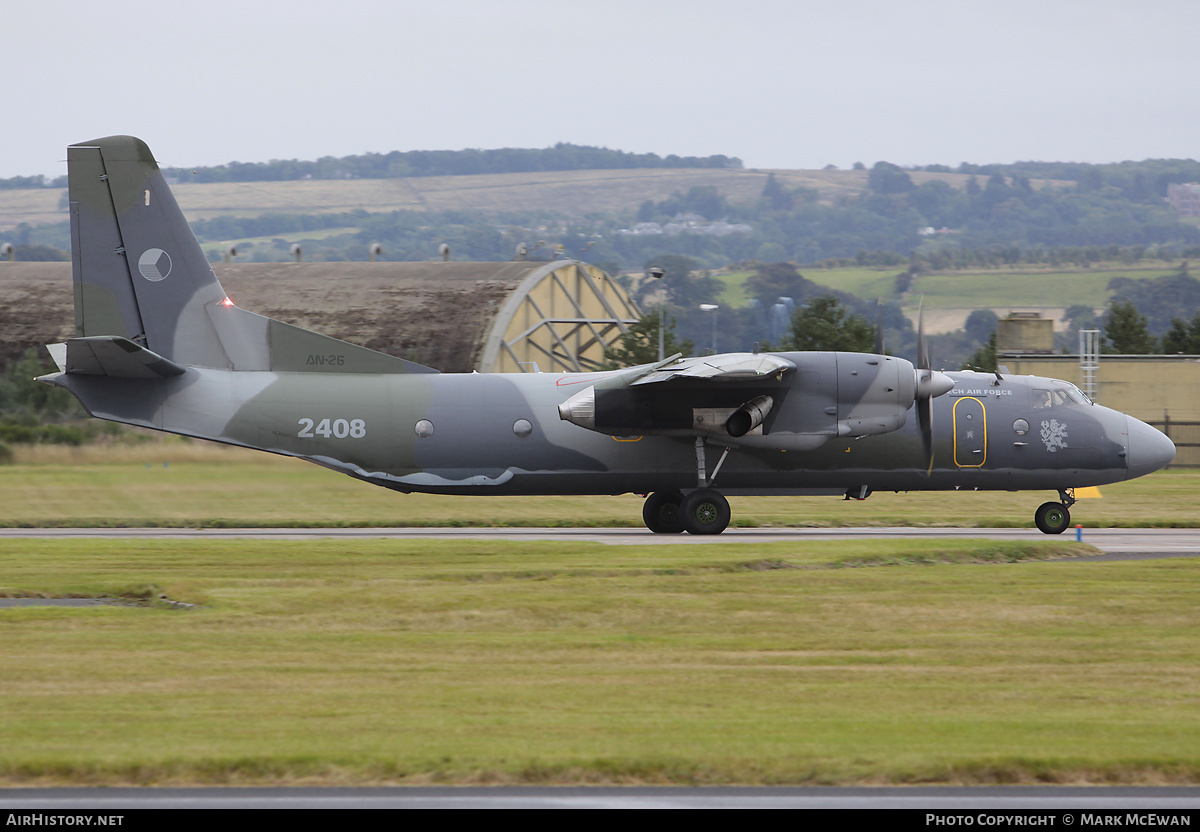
xmin=913 ymin=302 xmax=954 ymax=476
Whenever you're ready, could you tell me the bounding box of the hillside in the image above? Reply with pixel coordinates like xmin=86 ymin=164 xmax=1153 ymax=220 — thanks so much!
xmin=0 ymin=166 xmax=1068 ymax=231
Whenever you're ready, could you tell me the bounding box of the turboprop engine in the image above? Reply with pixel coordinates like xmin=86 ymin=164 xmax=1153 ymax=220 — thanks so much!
xmin=557 ymin=351 xmax=954 ymax=451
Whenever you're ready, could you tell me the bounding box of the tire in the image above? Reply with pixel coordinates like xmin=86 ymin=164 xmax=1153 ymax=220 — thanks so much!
xmin=643 ymin=491 xmax=685 ymax=534
xmin=1034 ymin=501 xmax=1070 ymax=535
xmin=679 ymin=488 xmax=731 ymax=535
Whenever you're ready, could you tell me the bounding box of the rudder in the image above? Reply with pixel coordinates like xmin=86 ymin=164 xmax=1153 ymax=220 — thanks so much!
xmin=68 ymin=136 xmax=435 ymax=375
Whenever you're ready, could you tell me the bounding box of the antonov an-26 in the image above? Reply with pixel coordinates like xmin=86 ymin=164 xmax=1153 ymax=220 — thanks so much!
xmin=40 ymin=136 xmax=1176 ymax=535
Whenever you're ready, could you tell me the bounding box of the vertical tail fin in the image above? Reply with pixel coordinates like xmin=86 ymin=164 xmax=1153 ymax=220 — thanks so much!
xmin=67 ymin=135 xmax=435 ymax=375
xmin=69 ymin=135 xmax=233 ymax=368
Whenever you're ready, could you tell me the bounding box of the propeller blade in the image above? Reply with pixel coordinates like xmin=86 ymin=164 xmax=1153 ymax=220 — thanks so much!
xmin=919 ymin=392 xmax=934 ymax=477
xmin=915 ymin=301 xmax=938 ymax=476
xmin=917 ymin=299 xmax=929 ymax=371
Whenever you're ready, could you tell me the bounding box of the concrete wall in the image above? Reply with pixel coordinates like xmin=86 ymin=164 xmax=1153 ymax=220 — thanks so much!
xmin=1000 ymin=354 xmax=1200 ymax=466
xmin=996 ymin=316 xmax=1054 ymax=353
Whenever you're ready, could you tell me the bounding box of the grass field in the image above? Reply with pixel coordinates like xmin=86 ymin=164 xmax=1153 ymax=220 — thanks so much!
xmin=797 ymin=264 xmax=1176 ymax=311
xmin=0 ymin=441 xmax=1195 ymax=529
xmin=2 ymin=536 xmax=1198 ymax=785
xmin=707 ymin=263 xmax=1178 ymax=336
xmin=0 ymin=167 xmax=779 ymax=228
xmin=909 ymin=267 xmax=1177 ymax=309
xmin=2 ymin=442 xmax=1197 ymax=786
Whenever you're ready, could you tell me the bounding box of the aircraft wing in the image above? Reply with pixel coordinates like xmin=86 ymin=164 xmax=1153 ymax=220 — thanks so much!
xmin=630 ymin=353 xmax=795 ymax=385
xmin=558 ymin=353 xmax=795 ymax=439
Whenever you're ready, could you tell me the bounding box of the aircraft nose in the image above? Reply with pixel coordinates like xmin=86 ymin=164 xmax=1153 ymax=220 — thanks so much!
xmin=1125 ymin=416 xmax=1175 ymax=479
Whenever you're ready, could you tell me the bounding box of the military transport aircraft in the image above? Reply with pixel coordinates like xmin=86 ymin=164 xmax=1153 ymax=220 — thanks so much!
xmin=40 ymin=136 xmax=1176 ymax=535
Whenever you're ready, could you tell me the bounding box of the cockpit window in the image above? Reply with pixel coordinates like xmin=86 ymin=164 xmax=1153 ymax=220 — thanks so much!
xmin=1033 ymin=385 xmax=1090 ymax=408
xmin=1063 ymin=386 xmax=1090 ymax=405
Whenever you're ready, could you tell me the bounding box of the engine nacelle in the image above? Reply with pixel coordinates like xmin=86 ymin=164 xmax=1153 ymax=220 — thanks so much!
xmin=556 ymin=351 xmax=954 ymax=448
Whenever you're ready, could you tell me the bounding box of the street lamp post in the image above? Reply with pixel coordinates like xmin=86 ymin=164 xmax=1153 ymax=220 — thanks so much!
xmin=700 ymin=304 xmax=719 ymax=354
xmin=646 ymin=267 xmax=666 ymax=361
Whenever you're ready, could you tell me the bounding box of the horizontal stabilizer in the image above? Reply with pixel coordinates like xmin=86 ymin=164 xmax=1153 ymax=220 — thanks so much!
xmin=50 ymin=336 xmax=187 ymax=379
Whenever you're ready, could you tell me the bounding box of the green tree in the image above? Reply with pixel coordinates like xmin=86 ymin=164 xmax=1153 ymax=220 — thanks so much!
xmin=867 ymin=161 xmax=915 ymax=195
xmin=601 ymin=313 xmax=694 ymax=368
xmin=637 ymin=255 xmax=721 ymax=308
xmin=1062 ymin=304 xmax=1100 ymax=332
xmin=680 ymin=185 xmax=728 ymax=220
xmin=1104 ymin=300 xmax=1156 ymax=354
xmin=760 ymin=173 xmax=793 ymax=211
xmin=0 ymin=349 xmax=80 ymax=419
xmin=786 ymin=295 xmax=876 ymax=352
xmin=744 ymin=261 xmax=815 ymax=307
xmin=964 ymin=309 xmax=999 ymax=344
xmin=754 ymin=243 xmax=787 ymax=262
xmin=1161 ymin=318 xmax=1192 ymax=353
xmin=1160 ymin=312 xmax=1200 ymax=353
xmin=963 ymin=331 xmax=997 ymax=372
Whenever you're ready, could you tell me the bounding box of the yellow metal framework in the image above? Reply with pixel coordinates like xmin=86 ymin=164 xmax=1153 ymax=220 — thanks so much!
xmin=479 ymin=260 xmax=641 ymax=373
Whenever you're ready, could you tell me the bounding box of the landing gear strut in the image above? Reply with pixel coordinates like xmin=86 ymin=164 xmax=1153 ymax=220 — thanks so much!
xmin=642 ymin=440 xmax=734 ymax=535
xmin=1034 ymin=489 xmax=1077 ymax=535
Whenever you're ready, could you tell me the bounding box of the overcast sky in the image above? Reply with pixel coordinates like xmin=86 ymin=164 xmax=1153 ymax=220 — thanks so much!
xmin=5 ymin=0 xmax=1199 ymax=179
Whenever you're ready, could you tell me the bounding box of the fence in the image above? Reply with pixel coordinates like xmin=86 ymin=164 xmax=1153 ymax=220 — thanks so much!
xmin=1148 ymin=416 xmax=1200 ymax=468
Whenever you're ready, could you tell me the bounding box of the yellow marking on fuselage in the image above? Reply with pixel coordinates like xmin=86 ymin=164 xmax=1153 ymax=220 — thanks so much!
xmin=953 ymin=396 xmax=987 ymax=468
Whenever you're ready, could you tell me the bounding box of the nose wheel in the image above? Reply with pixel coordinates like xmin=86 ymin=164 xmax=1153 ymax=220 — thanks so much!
xmin=1034 ymin=502 xmax=1070 ymax=534
xmin=1034 ymin=489 xmax=1076 ymax=535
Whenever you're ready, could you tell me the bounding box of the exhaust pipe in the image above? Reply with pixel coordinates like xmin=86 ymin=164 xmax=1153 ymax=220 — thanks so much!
xmin=726 ymin=395 xmax=773 ymax=437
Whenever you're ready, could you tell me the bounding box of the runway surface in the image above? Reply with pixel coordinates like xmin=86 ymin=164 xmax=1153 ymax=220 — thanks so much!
xmin=1 ymin=526 xmax=1198 ymax=556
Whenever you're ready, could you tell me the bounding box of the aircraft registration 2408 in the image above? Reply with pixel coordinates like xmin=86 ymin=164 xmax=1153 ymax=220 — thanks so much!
xmin=41 ymin=136 xmax=1176 ymax=535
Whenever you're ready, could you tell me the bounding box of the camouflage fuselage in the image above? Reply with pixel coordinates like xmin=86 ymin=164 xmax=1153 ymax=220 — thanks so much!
xmin=57 ymin=360 xmax=1161 ymax=497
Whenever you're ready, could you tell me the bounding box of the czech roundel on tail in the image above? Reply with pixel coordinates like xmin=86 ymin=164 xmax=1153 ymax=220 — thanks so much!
xmin=40 ymin=136 xmax=1176 ymax=534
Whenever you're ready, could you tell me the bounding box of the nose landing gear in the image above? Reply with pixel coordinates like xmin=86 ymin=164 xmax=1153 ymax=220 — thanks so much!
xmin=1034 ymin=489 xmax=1077 ymax=535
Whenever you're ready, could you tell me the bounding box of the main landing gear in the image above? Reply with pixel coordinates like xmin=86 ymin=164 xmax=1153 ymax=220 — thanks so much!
xmin=643 ymin=489 xmax=731 ymax=535
xmin=642 ymin=438 xmax=733 ymax=535
xmin=1034 ymin=489 xmax=1077 ymax=535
